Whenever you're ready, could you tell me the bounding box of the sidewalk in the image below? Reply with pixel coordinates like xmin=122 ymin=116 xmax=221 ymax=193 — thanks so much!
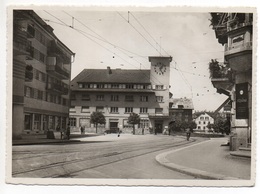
xmin=156 ymin=137 xmax=251 ymax=180
xmin=12 ymin=132 xmax=100 ymax=145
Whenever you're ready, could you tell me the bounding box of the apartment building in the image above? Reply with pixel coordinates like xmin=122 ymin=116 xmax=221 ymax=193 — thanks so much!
xmin=13 ymin=10 xmax=74 ymax=139
xmin=194 ymin=113 xmax=214 ymax=133
xmin=70 ymin=56 xmax=172 ymax=134
xmin=210 ymin=13 xmax=253 ymax=149
xmin=169 ymin=97 xmax=194 ymax=123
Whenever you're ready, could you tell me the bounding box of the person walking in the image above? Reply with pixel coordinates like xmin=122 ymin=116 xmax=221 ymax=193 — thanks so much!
xmin=66 ymin=124 xmax=71 ymax=140
xmin=186 ymin=128 xmax=191 ymax=141
xmin=80 ymin=125 xmax=84 ymax=135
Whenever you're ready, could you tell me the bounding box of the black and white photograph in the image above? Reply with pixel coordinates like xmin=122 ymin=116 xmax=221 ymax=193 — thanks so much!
xmin=5 ymin=5 xmax=256 ymax=188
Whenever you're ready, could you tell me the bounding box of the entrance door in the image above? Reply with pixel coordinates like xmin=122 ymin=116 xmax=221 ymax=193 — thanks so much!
xmin=155 ymin=121 xmax=163 ymax=134
xmin=110 ymin=122 xmax=118 ymax=133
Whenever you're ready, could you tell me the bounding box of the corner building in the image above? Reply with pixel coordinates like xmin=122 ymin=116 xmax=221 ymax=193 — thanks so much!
xmin=70 ymin=56 xmax=172 ymax=134
xmin=13 ymin=10 xmax=74 ymax=139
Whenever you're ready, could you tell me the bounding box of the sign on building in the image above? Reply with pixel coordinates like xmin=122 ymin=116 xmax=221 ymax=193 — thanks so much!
xmin=236 ymin=83 xmax=249 ymax=119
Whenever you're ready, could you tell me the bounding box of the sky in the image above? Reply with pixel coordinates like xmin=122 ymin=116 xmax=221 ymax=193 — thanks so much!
xmin=34 ymin=9 xmax=228 ymax=111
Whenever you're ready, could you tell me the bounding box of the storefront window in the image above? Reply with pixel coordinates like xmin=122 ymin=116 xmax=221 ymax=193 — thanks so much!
xmin=34 ymin=114 xmax=41 ymax=130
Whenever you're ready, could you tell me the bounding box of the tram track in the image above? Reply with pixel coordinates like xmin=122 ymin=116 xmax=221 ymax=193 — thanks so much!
xmin=12 ymin=137 xmax=197 ymax=177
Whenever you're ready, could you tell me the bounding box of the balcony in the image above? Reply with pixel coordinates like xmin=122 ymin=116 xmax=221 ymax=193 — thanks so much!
xmin=224 ymin=41 xmax=252 ymax=72
xmin=46 ymin=57 xmax=70 ymax=79
xmin=46 ymin=82 xmax=69 ymax=95
xmin=148 ymin=113 xmax=170 ymax=119
xmin=209 ymin=60 xmax=234 ymax=92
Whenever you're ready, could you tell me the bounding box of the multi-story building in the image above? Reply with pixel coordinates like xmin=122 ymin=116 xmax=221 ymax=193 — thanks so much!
xmin=70 ymin=56 xmax=172 ymax=134
xmin=169 ymin=97 xmax=194 ymax=123
xmin=210 ymin=13 xmax=253 ymax=150
xmin=13 ymin=10 xmax=75 ymax=139
xmin=194 ymin=113 xmax=214 ymax=133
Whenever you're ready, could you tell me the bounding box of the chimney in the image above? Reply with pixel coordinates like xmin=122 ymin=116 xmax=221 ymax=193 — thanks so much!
xmin=107 ymin=66 xmax=112 ymax=74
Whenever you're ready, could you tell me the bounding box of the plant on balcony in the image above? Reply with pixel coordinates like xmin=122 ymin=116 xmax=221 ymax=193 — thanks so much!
xmin=127 ymin=112 xmax=140 ymax=135
xmin=90 ymin=111 xmax=106 ymax=133
xmin=209 ymin=59 xmax=234 ymax=82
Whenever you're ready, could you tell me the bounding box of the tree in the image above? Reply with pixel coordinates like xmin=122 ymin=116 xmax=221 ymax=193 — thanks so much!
xmin=169 ymin=120 xmax=197 ymax=133
xmin=90 ymin=111 xmax=106 ymax=133
xmin=127 ymin=112 xmax=140 ymax=135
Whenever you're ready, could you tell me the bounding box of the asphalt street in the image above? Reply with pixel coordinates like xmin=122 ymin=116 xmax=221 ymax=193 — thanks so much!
xmin=12 ymin=134 xmax=203 ymax=179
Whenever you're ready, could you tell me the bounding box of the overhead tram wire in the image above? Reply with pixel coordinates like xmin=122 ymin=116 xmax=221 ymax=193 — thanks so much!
xmin=117 ymin=11 xmax=161 ymax=56
xmin=129 ymin=12 xmax=170 ymax=56
xmin=45 ymin=11 xmax=169 ymax=86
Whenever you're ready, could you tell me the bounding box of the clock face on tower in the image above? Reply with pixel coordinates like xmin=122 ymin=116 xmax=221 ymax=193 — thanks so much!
xmin=154 ymin=62 xmax=167 ymax=75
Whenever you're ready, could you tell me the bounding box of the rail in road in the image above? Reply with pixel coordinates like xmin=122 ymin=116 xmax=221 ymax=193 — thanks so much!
xmin=12 ymin=136 xmax=199 ymax=178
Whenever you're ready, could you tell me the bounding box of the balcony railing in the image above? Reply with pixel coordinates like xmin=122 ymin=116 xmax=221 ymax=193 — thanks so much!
xmin=46 ymin=64 xmax=70 ymax=79
xmin=47 ymin=83 xmax=69 ymax=95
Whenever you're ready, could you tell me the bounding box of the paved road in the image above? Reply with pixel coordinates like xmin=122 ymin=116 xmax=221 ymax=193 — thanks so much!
xmin=12 ymin=134 xmax=204 ymax=179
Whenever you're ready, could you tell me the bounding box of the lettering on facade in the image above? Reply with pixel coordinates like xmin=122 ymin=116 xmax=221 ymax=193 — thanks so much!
xmin=236 ymin=83 xmax=249 ymax=119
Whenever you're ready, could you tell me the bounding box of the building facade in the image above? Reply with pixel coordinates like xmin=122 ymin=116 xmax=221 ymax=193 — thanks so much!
xmin=70 ymin=56 xmax=172 ymax=134
xmin=194 ymin=113 xmax=214 ymax=133
xmin=169 ymin=98 xmax=194 ymax=123
xmin=13 ymin=10 xmax=74 ymax=139
xmin=210 ymin=13 xmax=253 ymax=150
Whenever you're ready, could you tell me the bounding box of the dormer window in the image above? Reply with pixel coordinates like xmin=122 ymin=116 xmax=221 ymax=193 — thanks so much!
xmin=178 ymin=105 xmax=184 ymax=109
xmin=78 ymin=83 xmax=83 ymax=88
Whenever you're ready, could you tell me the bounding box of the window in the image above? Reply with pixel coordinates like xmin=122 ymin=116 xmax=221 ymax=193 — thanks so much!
xmin=97 ymin=84 xmax=104 ymax=89
xmin=34 ymin=114 xmax=41 ymax=130
xmin=25 ymin=86 xmax=31 ymax=97
xmin=71 ymin=93 xmax=76 ymax=100
xmin=34 ymin=89 xmax=38 ymax=99
xmin=156 ymin=85 xmax=164 ymax=90
xmin=96 ymin=95 xmax=104 ymax=101
xmin=111 ymin=84 xmax=119 ymax=88
xmin=140 ymin=95 xmax=148 ymax=102
xmin=156 ymin=96 xmax=163 ymax=102
xmin=39 ymin=52 xmax=45 ymax=63
xmin=204 ymin=121 xmax=206 ymax=124
xmin=125 ymin=107 xmax=133 ymax=113
xmin=69 ymin=118 xmax=76 ymax=127
xmin=35 ymin=70 xmax=40 ymax=80
xmin=82 ymin=94 xmax=90 ymax=101
xmin=78 ymin=83 xmax=83 ymax=88
xmin=126 ymin=84 xmax=134 ymax=89
xmin=81 ymin=106 xmax=90 ymax=113
xmin=203 ymin=126 xmax=206 ymax=130
xmin=48 ymin=115 xmax=55 ymax=129
xmin=111 ymin=95 xmax=119 ymax=101
xmin=200 ymin=117 xmax=204 ymax=120
xmin=139 ymin=119 xmax=149 ymax=128
xmin=110 ymin=107 xmax=118 ymax=113
xmin=27 ymin=24 xmax=35 ymax=37
xmin=125 ymin=95 xmax=134 ymax=102
xmin=140 ymin=107 xmax=148 ymax=113
xmin=96 ymin=106 xmax=104 ymax=112
xmin=198 ymin=126 xmax=201 ymax=129
xmin=178 ymin=105 xmax=184 ymax=109
xmin=205 ymin=117 xmax=209 ymax=121
xmin=38 ymin=90 xmax=43 ymax=100
xmin=155 ymin=108 xmax=163 ymax=114
xmin=199 ymin=121 xmax=201 ymax=124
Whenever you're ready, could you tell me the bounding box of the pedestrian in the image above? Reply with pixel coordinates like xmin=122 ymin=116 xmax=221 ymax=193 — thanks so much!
xmin=66 ymin=124 xmax=70 ymax=140
xmin=118 ymin=128 xmax=121 ymax=137
xmin=80 ymin=125 xmax=84 ymax=135
xmin=186 ymin=128 xmax=191 ymax=141
xmin=142 ymin=128 xmax=144 ymax=135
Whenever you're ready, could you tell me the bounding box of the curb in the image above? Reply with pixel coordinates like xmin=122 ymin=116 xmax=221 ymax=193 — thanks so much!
xmin=155 ymin=140 xmax=240 ymax=180
xmin=12 ymin=139 xmax=81 ymax=146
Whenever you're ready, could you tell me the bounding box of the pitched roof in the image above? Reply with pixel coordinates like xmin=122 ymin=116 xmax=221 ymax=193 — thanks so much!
xmin=71 ymin=68 xmax=151 ymax=89
xmin=170 ymin=98 xmax=194 ymax=110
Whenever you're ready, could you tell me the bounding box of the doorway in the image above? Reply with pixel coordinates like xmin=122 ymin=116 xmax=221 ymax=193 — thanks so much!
xmin=155 ymin=120 xmax=163 ymax=134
